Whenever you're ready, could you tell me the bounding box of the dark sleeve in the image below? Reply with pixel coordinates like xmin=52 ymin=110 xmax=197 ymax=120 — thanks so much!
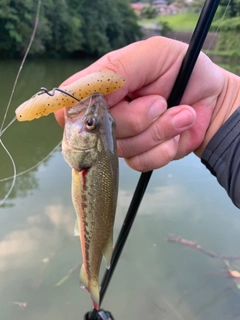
xmin=201 ymin=107 xmax=240 ymax=208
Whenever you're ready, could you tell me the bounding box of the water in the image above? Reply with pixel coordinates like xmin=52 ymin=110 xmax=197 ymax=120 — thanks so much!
xmin=1 ymin=59 xmax=240 ymax=320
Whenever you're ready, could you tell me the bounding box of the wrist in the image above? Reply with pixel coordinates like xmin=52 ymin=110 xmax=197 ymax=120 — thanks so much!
xmin=195 ymin=67 xmax=240 ymax=157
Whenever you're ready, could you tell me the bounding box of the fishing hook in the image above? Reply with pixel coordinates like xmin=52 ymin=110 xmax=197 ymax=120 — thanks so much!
xmin=38 ymin=87 xmax=80 ymax=101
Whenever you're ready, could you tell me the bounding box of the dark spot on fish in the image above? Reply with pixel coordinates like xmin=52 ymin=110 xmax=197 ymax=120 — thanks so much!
xmin=82 ymin=194 xmax=87 ymax=202
xmin=82 ymin=202 xmax=87 ymax=209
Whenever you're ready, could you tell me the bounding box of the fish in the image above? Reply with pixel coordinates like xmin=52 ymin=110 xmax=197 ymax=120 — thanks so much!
xmin=62 ymin=93 xmax=118 ymax=310
xmin=15 ymin=71 xmax=125 ymax=121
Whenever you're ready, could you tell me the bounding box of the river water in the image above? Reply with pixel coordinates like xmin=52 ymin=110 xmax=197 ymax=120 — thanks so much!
xmin=0 ymin=59 xmax=240 ymax=320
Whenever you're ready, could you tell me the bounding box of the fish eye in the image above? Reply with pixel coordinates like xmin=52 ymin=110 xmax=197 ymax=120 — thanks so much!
xmin=86 ymin=117 xmax=96 ymax=130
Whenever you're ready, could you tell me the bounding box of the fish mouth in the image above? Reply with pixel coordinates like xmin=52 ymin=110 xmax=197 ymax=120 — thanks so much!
xmin=65 ymin=144 xmax=96 ymax=152
xmin=73 ymin=146 xmax=95 ymax=151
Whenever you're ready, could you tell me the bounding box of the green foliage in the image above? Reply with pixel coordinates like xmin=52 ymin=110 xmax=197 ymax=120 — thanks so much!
xmin=158 ymin=21 xmax=172 ymax=36
xmin=214 ymin=0 xmax=240 ymax=20
xmin=158 ymin=13 xmax=199 ymax=31
xmin=212 ymin=16 xmax=240 ymax=31
xmin=0 ymin=0 xmax=142 ymax=58
xmin=141 ymin=6 xmax=157 ymax=19
xmin=0 ymin=0 xmax=37 ymax=57
xmin=211 ymin=17 xmax=240 ymax=57
xmin=76 ymin=0 xmax=142 ymax=56
xmin=189 ymin=0 xmax=205 ymax=13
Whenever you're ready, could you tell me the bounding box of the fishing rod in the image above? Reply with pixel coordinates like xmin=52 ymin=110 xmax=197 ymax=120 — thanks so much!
xmin=85 ymin=0 xmax=220 ymax=318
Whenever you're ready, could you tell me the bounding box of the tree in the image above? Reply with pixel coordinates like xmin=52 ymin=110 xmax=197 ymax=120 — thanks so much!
xmin=189 ymin=0 xmax=205 ymax=13
xmin=0 ymin=0 xmax=142 ymax=58
xmin=0 ymin=0 xmax=38 ymax=57
xmin=141 ymin=6 xmax=158 ymax=19
xmin=211 ymin=17 xmax=240 ymax=56
xmin=211 ymin=0 xmax=240 ymax=58
xmin=215 ymin=0 xmax=240 ymax=19
xmin=77 ymin=0 xmax=142 ymax=56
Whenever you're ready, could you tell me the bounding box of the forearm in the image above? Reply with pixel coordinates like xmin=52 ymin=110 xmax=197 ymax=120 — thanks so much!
xmin=201 ymin=107 xmax=240 ymax=207
xmin=198 ymin=68 xmax=240 ymax=207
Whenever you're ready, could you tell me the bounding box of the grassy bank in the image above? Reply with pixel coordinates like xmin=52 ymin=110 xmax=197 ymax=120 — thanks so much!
xmin=140 ymin=13 xmax=199 ymax=32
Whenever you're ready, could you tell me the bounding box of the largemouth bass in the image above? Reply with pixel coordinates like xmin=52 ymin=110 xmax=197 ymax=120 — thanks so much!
xmin=62 ymin=93 xmax=118 ymax=310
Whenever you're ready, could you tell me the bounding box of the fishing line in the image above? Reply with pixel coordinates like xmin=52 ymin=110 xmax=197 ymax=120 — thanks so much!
xmin=207 ymin=0 xmax=232 ymax=51
xmin=0 ymin=0 xmax=42 ymax=206
xmin=87 ymin=0 xmax=220 ymax=318
xmin=0 ymin=116 xmax=16 ymax=136
xmin=0 ymin=142 xmax=61 ymax=183
xmin=0 ymin=139 xmax=16 ymax=206
xmin=0 ymin=0 xmax=41 ymax=132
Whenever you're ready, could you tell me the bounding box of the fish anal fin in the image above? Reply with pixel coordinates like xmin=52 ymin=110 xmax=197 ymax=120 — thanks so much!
xmin=103 ymin=233 xmax=113 ymax=270
xmin=79 ymin=264 xmax=88 ymax=289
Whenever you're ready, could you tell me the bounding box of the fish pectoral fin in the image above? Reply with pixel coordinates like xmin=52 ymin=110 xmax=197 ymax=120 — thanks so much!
xmin=103 ymin=234 xmax=113 ymax=270
xmin=74 ymin=219 xmax=80 ymax=236
xmin=79 ymin=264 xmax=88 ymax=289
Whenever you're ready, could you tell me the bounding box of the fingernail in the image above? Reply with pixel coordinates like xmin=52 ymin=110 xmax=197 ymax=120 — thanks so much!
xmin=172 ymin=109 xmax=195 ymax=129
xmin=149 ymin=99 xmax=165 ymax=120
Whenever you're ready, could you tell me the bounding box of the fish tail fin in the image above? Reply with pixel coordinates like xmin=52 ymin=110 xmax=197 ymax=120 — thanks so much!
xmin=89 ymin=279 xmax=100 ymax=310
xmin=103 ymin=232 xmax=113 ymax=269
xmin=79 ymin=264 xmax=88 ymax=289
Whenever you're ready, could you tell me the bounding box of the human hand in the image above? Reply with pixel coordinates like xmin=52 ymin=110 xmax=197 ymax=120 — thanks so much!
xmin=55 ymin=36 xmax=240 ymax=172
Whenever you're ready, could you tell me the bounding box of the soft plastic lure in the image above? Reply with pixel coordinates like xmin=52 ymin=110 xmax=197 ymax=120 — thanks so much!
xmin=15 ymin=71 xmax=125 ymax=121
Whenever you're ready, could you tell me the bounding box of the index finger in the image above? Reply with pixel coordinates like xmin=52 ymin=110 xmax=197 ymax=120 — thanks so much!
xmin=61 ymin=37 xmax=187 ymax=103
xmin=55 ymin=37 xmax=187 ymax=126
